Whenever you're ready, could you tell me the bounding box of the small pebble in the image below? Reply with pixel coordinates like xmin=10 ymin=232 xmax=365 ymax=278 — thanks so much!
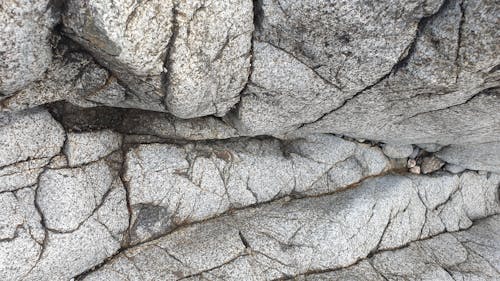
xmin=407 ymin=159 xmax=417 ymax=168
xmin=409 ymin=166 xmax=421 ymax=174
xmin=421 ymin=156 xmax=445 ymax=174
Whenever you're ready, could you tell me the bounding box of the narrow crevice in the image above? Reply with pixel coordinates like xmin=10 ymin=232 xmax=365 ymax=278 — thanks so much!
xmin=454 ymin=0 xmax=466 ymax=83
xmin=222 ymin=0 xmax=260 ymax=123
xmin=161 ymin=1 xmax=181 ymax=111
xmin=397 ymin=86 xmax=499 ymax=123
xmin=119 ymin=142 xmax=133 ymax=248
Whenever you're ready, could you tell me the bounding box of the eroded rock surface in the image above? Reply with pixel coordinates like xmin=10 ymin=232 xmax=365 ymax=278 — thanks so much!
xmin=82 ymin=171 xmax=499 ymax=280
xmin=1 ymin=0 xmax=499 ymax=280
xmin=61 ymin=0 xmax=253 ymax=118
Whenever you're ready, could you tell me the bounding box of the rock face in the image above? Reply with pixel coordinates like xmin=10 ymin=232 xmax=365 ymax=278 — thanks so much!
xmin=61 ymin=0 xmax=253 ymax=117
xmin=0 ymin=0 xmax=499 ymax=280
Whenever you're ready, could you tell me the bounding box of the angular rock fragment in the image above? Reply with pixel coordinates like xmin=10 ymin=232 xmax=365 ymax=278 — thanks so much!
xmin=420 ymin=156 xmax=445 ymax=174
xmin=382 ymin=144 xmax=414 ymax=159
xmin=0 ymin=109 xmax=65 ymax=168
xmin=0 ymin=108 xmax=65 ymax=196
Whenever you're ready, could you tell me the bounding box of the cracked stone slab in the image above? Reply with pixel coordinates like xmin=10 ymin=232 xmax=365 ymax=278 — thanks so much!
xmin=82 ymin=171 xmax=499 ymax=280
xmin=297 ymin=215 xmax=500 ymax=280
xmin=1 ymin=43 xmax=114 ymax=112
xmin=0 ymin=0 xmax=60 ymax=96
xmin=124 ymin=134 xmax=392 ymax=244
xmin=0 ymin=147 xmax=128 ymax=281
xmin=62 ymin=0 xmax=253 ymax=118
xmin=0 ymin=158 xmax=50 ymax=193
xmin=0 ymin=188 xmax=45 ymax=281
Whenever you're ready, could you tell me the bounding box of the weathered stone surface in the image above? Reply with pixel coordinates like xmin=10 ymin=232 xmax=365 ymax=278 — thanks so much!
xmin=233 ymin=0 xmax=445 ymax=136
xmin=296 ymin=0 xmax=500 ymax=144
xmin=62 ymin=0 xmax=253 ymax=118
xmin=1 ymin=0 xmax=500 ymax=279
xmin=298 ymin=215 xmax=500 ymax=280
xmin=82 ymin=171 xmax=500 ymax=280
xmin=0 ymin=156 xmax=129 ymax=281
xmin=65 ymin=130 xmax=122 ymax=166
xmin=0 ymin=0 xmax=60 ymax=96
xmin=0 ymin=44 xmax=109 ymax=111
xmin=124 ymin=134 xmax=391 ymax=244
xmin=0 ymin=109 xmax=65 ymax=168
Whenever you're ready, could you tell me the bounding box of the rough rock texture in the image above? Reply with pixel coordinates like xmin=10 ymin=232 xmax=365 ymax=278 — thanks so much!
xmin=124 ymin=134 xmax=392 ymax=244
xmin=0 ymin=0 xmax=60 ymax=96
xmin=437 ymin=142 xmax=500 ymax=173
xmin=1 ymin=0 xmax=499 ymax=280
xmin=61 ymin=0 xmax=253 ymax=117
xmin=298 ymin=215 xmax=500 ymax=281
xmin=83 ymin=172 xmax=499 ymax=280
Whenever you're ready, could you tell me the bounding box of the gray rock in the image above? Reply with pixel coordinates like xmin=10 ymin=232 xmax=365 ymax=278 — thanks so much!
xmin=369 ymin=215 xmax=500 ymax=280
xmin=436 ymin=142 xmax=500 ymax=173
xmin=0 ymin=158 xmax=50 ymax=192
xmin=0 ymin=109 xmax=65 ymax=167
xmin=233 ymin=0 xmax=445 ymax=136
xmin=63 ymin=0 xmax=253 ymax=118
xmin=82 ymin=172 xmax=500 ymax=280
xmin=444 ymin=163 xmax=466 ymax=174
xmin=417 ymin=143 xmax=445 ymax=153
xmin=65 ymin=130 xmax=122 ymax=166
xmin=382 ymin=144 xmax=414 ymax=159
xmin=0 ymin=188 xmax=45 ymax=281
xmin=124 ymin=134 xmax=391 ymax=244
xmin=301 ymin=215 xmax=500 ymax=280
xmin=37 ymin=161 xmax=116 ymax=232
xmin=0 ymin=0 xmax=59 ymax=95
xmin=0 ymin=158 xmax=129 ymax=281
xmin=0 ymin=49 xmax=112 ymax=112
xmin=420 ymin=156 xmax=445 ymax=174
xmin=295 ymin=0 xmax=500 ymax=145
xmin=1 ymin=1 xmax=500 ymax=280
xmin=295 ymin=260 xmax=386 ymax=281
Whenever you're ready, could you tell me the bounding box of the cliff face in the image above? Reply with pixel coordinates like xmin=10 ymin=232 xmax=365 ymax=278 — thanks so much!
xmin=0 ymin=1 xmax=499 ymax=280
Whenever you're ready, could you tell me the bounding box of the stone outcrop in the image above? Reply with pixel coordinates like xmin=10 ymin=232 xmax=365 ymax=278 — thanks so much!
xmin=0 ymin=0 xmax=499 ymax=280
